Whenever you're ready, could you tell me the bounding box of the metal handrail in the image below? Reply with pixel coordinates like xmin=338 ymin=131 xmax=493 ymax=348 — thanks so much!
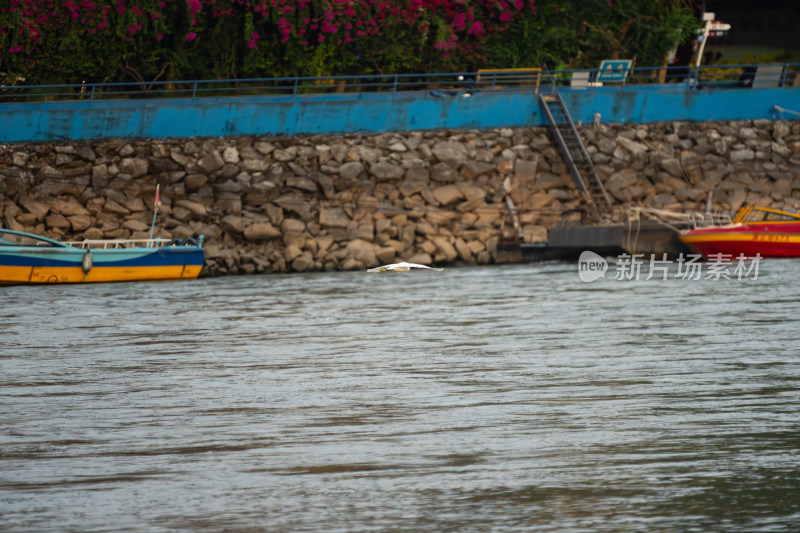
xmin=1 ymin=63 xmax=798 ymax=104
xmin=66 ymin=238 xmax=169 ymax=249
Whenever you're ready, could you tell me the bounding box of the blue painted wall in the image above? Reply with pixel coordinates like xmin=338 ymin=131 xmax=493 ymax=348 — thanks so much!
xmin=1 ymin=85 xmax=798 ymax=143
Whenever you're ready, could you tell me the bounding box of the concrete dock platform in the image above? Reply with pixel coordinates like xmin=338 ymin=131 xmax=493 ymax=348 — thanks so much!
xmin=496 ymin=220 xmax=692 ymax=263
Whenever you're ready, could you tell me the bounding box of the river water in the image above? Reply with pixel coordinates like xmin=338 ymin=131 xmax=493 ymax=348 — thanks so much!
xmin=2 ymin=259 xmax=800 ymax=532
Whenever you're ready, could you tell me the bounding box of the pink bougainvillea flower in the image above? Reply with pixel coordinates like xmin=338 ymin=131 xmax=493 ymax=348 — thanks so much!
xmin=467 ymin=21 xmax=483 ymax=36
xmin=9 ymin=45 xmax=23 ymax=53
xmin=186 ymin=32 xmax=197 ymax=40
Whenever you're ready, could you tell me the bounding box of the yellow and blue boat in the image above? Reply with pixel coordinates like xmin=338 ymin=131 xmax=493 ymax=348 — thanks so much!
xmin=0 ymin=229 xmax=204 ymax=285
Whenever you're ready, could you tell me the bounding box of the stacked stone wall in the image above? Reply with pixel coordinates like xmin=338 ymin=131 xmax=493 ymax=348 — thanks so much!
xmin=1 ymin=119 xmax=799 ymax=275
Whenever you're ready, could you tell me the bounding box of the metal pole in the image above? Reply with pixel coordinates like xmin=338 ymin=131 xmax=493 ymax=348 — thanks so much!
xmin=148 ymin=184 xmax=160 ymax=245
xmin=695 ymin=22 xmax=710 ymax=68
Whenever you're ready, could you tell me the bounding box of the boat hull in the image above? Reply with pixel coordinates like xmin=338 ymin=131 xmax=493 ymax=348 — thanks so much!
xmin=680 ymin=223 xmax=800 ymax=258
xmin=0 ymin=247 xmax=204 ymax=285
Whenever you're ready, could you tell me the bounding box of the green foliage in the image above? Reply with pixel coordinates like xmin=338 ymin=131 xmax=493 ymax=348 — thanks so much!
xmin=0 ymin=0 xmax=702 ymax=86
xmin=486 ymin=0 xmax=699 ymax=70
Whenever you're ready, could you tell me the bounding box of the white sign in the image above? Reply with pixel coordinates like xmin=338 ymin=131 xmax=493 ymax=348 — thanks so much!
xmin=708 ymin=22 xmax=731 ymax=31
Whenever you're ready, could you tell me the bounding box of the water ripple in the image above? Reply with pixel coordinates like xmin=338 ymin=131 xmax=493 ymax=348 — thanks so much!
xmin=2 ymin=261 xmax=800 ymax=532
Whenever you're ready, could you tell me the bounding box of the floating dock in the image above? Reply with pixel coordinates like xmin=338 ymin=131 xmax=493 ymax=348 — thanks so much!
xmin=496 ymin=219 xmax=692 ymax=263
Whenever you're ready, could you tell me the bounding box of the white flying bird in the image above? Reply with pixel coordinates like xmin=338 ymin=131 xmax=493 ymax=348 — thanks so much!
xmin=367 ymin=262 xmax=444 ymax=272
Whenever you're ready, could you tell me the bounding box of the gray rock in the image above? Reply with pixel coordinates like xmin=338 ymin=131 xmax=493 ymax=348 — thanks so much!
xmin=357 ymin=146 xmax=382 ymax=163
xmin=369 ymin=161 xmax=404 ymax=181
xmin=773 ymin=122 xmax=790 ymax=141
xmin=652 ymin=193 xmax=677 ymax=207
xmin=432 ymin=140 xmax=468 ymax=168
xmin=222 ymin=147 xmax=240 ymax=164
xmin=220 ymin=215 xmax=246 ymax=234
xmin=273 ymin=148 xmax=296 ymax=162
xmin=170 ymin=150 xmax=190 ymax=167
xmin=431 ymin=185 xmax=465 ymax=206
xmin=286 ymin=176 xmax=318 ymax=193
xmin=36 ymin=165 xmax=64 ymax=179
xmin=242 ymin=159 xmax=269 ymax=172
xmin=338 ymin=161 xmax=365 ymax=180
xmin=739 ymin=127 xmax=758 ymax=139
xmin=430 ymin=162 xmax=458 ymax=183
xmin=514 ymin=157 xmax=538 ymax=185
xmin=118 ymin=157 xmax=149 ymax=177
xmin=405 ymin=166 xmax=429 ymax=182
xmin=76 ymin=145 xmax=96 ymax=161
xmin=319 ymin=207 xmax=350 ymax=228
xmin=730 ymin=149 xmax=755 ymax=163
xmin=68 ymin=215 xmax=92 ymax=231
xmin=660 ymin=158 xmax=683 ymax=177
xmin=274 ymin=193 xmax=313 ymax=220
xmin=12 ymin=152 xmax=29 ymax=166
xmin=185 ymin=173 xmax=208 ymax=191
xmin=18 ymin=196 xmax=50 ymax=220
xmin=617 ymin=137 xmax=649 ymax=158
xmin=773 ymin=178 xmax=792 ymax=198
xmin=174 ymin=199 xmax=207 ymax=217
xmin=772 ymin=141 xmax=792 ymax=158
xmin=197 ymin=152 xmax=224 ymax=174
xmin=291 ymin=251 xmax=315 ymax=272
xmin=389 ymin=142 xmax=407 ymax=152
xmin=345 ymin=239 xmax=378 ymax=267
xmin=254 ymin=142 xmax=275 ymax=155
xmin=604 ymin=169 xmax=639 ymax=193
xmin=122 ymin=219 xmax=150 ymax=232
xmin=548 ymin=189 xmax=573 ymax=201
xmin=280 ymin=218 xmax=305 ymax=234
xmin=597 ymin=138 xmax=616 ymax=155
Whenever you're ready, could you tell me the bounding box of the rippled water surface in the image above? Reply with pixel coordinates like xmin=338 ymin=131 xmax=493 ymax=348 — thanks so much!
xmin=2 ymin=261 xmax=800 ymax=532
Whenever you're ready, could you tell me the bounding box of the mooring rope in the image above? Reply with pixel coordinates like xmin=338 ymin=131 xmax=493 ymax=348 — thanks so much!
xmin=774 ymin=105 xmax=800 ymax=117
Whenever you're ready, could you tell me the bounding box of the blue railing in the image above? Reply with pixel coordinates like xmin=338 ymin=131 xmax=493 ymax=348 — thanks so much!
xmin=1 ymin=63 xmax=798 ymax=103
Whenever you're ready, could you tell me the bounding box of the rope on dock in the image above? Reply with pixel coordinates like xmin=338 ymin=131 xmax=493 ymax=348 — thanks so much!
xmin=774 ymin=105 xmax=800 ymax=117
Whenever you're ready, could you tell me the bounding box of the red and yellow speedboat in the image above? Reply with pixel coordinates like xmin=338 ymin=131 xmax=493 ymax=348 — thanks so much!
xmin=680 ymin=206 xmax=800 ymax=258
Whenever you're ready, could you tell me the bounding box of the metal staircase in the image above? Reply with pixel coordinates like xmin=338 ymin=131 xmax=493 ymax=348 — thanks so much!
xmin=538 ymin=73 xmax=612 ymax=220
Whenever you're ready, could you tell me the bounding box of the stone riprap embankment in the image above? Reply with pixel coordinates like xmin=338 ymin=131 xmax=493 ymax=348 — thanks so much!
xmin=1 ymin=119 xmax=799 ymax=276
